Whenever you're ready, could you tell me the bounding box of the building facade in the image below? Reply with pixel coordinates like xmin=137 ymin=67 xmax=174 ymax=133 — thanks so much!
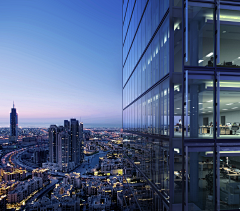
xmin=10 ymin=102 xmax=18 ymax=142
xmin=122 ymin=0 xmax=240 ymax=210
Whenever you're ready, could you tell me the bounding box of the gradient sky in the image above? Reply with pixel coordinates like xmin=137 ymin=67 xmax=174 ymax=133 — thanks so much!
xmin=0 ymin=0 xmax=122 ymax=127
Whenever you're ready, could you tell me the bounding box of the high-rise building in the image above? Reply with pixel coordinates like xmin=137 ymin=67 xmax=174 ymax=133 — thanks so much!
xmin=70 ymin=119 xmax=80 ymax=166
xmin=49 ymin=125 xmax=58 ymax=163
xmin=122 ymin=0 xmax=240 ymax=210
xmin=58 ymin=130 xmax=70 ymax=172
xmin=10 ymin=102 xmax=18 ymax=142
xmin=64 ymin=120 xmax=70 ymax=130
xmin=49 ymin=119 xmax=83 ymax=172
xmin=79 ymin=122 xmax=84 ymax=162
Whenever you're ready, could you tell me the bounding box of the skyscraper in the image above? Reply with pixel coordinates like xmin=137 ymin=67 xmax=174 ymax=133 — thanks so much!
xmin=79 ymin=122 xmax=84 ymax=162
xmin=122 ymin=0 xmax=240 ymax=210
xmin=49 ymin=125 xmax=58 ymax=163
xmin=64 ymin=120 xmax=70 ymax=130
xmin=49 ymin=119 xmax=83 ymax=172
xmin=58 ymin=130 xmax=70 ymax=172
xmin=10 ymin=102 xmax=18 ymax=142
xmin=70 ymin=119 xmax=80 ymax=166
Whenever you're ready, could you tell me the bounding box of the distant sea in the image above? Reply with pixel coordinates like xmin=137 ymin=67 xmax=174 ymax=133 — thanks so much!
xmin=0 ymin=119 xmax=121 ymax=128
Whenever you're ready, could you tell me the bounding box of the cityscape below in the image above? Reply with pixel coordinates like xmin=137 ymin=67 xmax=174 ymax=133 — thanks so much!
xmin=0 ymin=104 xmax=124 ymax=211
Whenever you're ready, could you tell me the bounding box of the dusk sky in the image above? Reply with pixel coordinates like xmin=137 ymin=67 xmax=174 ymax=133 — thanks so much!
xmin=0 ymin=0 xmax=122 ymax=127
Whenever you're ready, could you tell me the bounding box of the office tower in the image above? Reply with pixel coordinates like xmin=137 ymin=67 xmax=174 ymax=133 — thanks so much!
xmin=79 ymin=122 xmax=83 ymax=139
xmin=58 ymin=131 xmax=70 ymax=172
xmin=122 ymin=0 xmax=240 ymax=210
xmin=49 ymin=120 xmax=82 ymax=171
xmin=70 ymin=119 xmax=80 ymax=166
xmin=9 ymin=102 xmax=18 ymax=142
xmin=49 ymin=125 xmax=58 ymax=163
xmin=79 ymin=122 xmax=84 ymax=162
xmin=64 ymin=120 xmax=70 ymax=130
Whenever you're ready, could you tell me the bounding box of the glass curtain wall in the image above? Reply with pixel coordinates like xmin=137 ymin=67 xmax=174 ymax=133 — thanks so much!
xmin=178 ymin=0 xmax=240 ymax=210
xmin=123 ymin=135 xmax=170 ymax=201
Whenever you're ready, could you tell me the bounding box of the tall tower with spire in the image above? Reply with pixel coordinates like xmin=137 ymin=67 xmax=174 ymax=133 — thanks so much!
xmin=10 ymin=101 xmax=18 ymax=142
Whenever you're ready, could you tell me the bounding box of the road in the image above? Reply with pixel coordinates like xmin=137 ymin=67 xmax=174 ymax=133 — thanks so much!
xmin=27 ymin=179 xmax=59 ymax=205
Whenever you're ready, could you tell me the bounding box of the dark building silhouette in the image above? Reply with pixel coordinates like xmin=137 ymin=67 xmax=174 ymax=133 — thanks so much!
xmin=49 ymin=125 xmax=58 ymax=163
xmin=64 ymin=120 xmax=70 ymax=130
xmin=10 ymin=102 xmax=18 ymax=142
xmin=80 ymin=122 xmax=84 ymax=162
xmin=70 ymin=119 xmax=80 ymax=166
xmin=49 ymin=119 xmax=83 ymax=172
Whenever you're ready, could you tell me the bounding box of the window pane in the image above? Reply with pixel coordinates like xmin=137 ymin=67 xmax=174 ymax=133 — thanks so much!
xmin=187 ymin=75 xmax=214 ymax=139
xmin=218 ymin=76 xmax=240 ymax=139
xmin=218 ymin=9 xmax=240 ymax=68
xmin=185 ymin=6 xmax=214 ymax=67
xmin=219 ymin=147 xmax=240 ymax=210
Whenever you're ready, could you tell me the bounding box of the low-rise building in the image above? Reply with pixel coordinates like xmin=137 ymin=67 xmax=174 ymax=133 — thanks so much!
xmin=7 ymin=177 xmax=43 ymax=203
xmin=63 ymin=172 xmax=81 ymax=189
xmin=32 ymin=168 xmax=49 ymax=184
xmin=3 ymin=169 xmax=27 ymax=181
xmin=88 ymin=194 xmax=111 ymax=211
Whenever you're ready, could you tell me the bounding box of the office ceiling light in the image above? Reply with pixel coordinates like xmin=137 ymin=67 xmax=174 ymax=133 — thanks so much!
xmin=198 ymin=60 xmax=204 ymax=63
xmin=199 ymin=103 xmax=203 ymax=104
xmin=223 ymin=31 xmax=227 ymax=33
xmin=207 ymin=100 xmax=213 ymax=102
xmin=206 ymin=52 xmax=213 ymax=57
xmin=207 ymin=107 xmax=212 ymax=108
xmin=174 ymin=148 xmax=180 ymax=153
xmin=232 ymin=107 xmax=238 ymax=109
xmin=206 ymin=151 xmax=240 ymax=156
xmin=222 ymin=109 xmax=228 ymax=110
xmin=202 ymin=112 xmax=205 ymax=113
xmin=174 ymin=23 xmax=180 ymax=31
xmin=226 ymin=103 xmax=233 ymax=105
xmin=176 ymin=108 xmax=180 ymax=109
xmin=208 ymin=111 xmax=212 ymax=112
xmin=206 ymin=14 xmax=240 ymax=22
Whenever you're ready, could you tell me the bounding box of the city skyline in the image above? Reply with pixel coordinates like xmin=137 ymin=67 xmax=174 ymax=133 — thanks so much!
xmin=0 ymin=0 xmax=122 ymax=127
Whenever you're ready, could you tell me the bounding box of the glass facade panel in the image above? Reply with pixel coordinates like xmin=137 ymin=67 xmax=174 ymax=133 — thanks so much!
xmin=173 ymin=80 xmax=184 ymax=138
xmin=187 ymin=147 xmax=214 ymax=211
xmin=186 ymin=75 xmax=214 ymax=139
xmin=174 ymin=13 xmax=182 ymax=72
xmin=185 ymin=5 xmax=214 ymax=67
xmin=218 ymin=9 xmax=240 ymax=68
xmin=173 ymin=146 xmax=182 ymax=204
xmin=219 ymin=147 xmax=240 ymax=210
xmin=218 ymin=76 xmax=240 ymax=139
xmin=123 ymin=135 xmax=170 ymax=204
xmin=123 ymin=79 xmax=169 ymax=135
